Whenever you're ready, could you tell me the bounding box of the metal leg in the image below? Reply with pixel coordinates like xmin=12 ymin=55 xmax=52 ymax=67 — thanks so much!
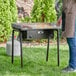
xmin=19 ymin=31 xmax=23 ymax=67
xmin=12 ymin=30 xmax=14 ymax=64
xmin=57 ymin=30 xmax=60 ymax=66
xmin=46 ymin=35 xmax=50 ymax=61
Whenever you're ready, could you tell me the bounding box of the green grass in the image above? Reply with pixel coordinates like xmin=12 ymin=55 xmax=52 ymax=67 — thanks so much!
xmin=0 ymin=44 xmax=76 ymax=76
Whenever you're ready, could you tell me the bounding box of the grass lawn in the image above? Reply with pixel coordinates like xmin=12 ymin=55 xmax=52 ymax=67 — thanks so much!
xmin=0 ymin=44 xmax=76 ymax=76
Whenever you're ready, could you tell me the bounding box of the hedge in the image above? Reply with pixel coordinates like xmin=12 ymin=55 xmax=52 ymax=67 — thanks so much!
xmin=21 ymin=0 xmax=57 ymax=23
xmin=0 ymin=0 xmax=17 ymax=42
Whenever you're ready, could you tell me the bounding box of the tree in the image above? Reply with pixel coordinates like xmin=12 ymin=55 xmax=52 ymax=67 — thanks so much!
xmin=0 ymin=0 xmax=17 ymax=42
xmin=31 ymin=0 xmax=57 ymax=22
xmin=10 ymin=0 xmax=18 ymax=22
xmin=22 ymin=0 xmax=57 ymax=23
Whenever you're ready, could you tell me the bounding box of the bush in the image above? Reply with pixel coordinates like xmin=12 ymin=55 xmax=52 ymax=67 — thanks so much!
xmin=0 ymin=0 xmax=17 ymax=42
xmin=32 ymin=0 xmax=57 ymax=22
xmin=22 ymin=0 xmax=57 ymax=23
xmin=10 ymin=0 xmax=18 ymax=22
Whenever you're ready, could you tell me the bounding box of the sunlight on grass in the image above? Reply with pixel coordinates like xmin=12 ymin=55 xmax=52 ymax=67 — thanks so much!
xmin=0 ymin=44 xmax=76 ymax=76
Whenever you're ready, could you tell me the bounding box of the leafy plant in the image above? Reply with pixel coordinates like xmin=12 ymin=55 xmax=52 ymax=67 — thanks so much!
xmin=0 ymin=0 xmax=17 ymax=42
xmin=9 ymin=0 xmax=18 ymax=22
xmin=22 ymin=0 xmax=57 ymax=23
xmin=32 ymin=0 xmax=57 ymax=22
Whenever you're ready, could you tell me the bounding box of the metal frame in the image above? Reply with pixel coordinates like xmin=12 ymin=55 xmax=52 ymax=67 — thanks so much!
xmin=12 ymin=29 xmax=60 ymax=67
xmin=46 ymin=29 xmax=60 ymax=66
xmin=12 ymin=30 xmax=23 ymax=67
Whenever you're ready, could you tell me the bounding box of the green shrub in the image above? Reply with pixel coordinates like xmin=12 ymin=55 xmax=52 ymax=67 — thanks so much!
xmin=32 ymin=0 xmax=57 ymax=22
xmin=10 ymin=0 xmax=18 ymax=22
xmin=22 ymin=0 xmax=57 ymax=23
xmin=0 ymin=0 xmax=17 ymax=42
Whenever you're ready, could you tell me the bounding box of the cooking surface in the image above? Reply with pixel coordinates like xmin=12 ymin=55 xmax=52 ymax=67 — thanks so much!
xmin=12 ymin=23 xmax=61 ymax=30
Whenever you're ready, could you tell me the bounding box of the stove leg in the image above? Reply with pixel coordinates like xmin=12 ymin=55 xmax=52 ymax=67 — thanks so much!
xmin=46 ymin=36 xmax=50 ymax=61
xmin=12 ymin=30 xmax=14 ymax=64
xmin=20 ymin=31 xmax=23 ymax=68
xmin=57 ymin=30 xmax=60 ymax=66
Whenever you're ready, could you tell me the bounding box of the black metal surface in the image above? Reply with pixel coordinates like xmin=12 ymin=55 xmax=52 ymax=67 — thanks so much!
xmin=19 ymin=31 xmax=23 ymax=67
xmin=46 ymin=35 xmax=50 ymax=61
xmin=22 ymin=29 xmax=54 ymax=40
xmin=12 ymin=30 xmax=14 ymax=64
xmin=57 ymin=30 xmax=60 ymax=66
